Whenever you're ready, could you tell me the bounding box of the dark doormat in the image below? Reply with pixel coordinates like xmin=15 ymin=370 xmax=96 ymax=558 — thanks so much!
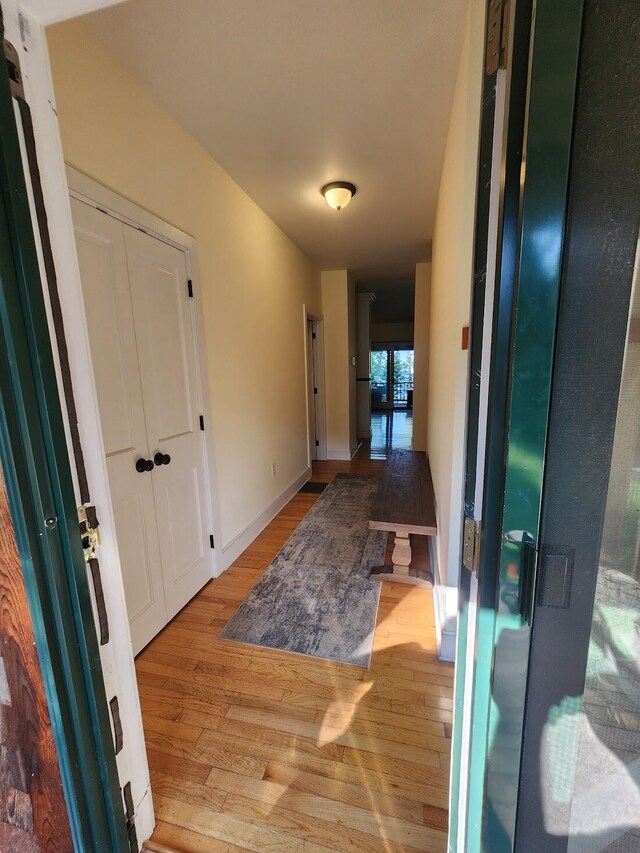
xmin=298 ymin=480 xmax=328 ymax=494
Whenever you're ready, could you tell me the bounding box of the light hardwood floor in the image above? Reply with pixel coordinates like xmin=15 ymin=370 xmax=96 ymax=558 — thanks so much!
xmin=140 ymin=459 xmax=453 ymax=853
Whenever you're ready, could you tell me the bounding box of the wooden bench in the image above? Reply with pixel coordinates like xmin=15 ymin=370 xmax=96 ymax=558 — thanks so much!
xmin=368 ymin=450 xmax=437 ymax=586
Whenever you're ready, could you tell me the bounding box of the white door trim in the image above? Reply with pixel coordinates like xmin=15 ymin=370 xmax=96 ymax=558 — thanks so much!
xmin=66 ymin=166 xmax=222 ymax=577
xmin=303 ymin=305 xmax=327 ymax=462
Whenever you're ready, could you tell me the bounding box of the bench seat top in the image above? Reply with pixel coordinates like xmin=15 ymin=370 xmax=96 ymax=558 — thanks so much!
xmin=369 ymin=450 xmax=437 ymax=536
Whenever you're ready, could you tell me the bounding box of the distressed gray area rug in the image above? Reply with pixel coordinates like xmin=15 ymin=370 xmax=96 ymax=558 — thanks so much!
xmin=219 ymin=474 xmax=386 ymax=668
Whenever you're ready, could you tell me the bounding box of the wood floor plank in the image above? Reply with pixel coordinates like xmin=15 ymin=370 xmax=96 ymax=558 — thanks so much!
xmin=143 ymin=459 xmax=453 ymax=851
xmin=145 ymin=732 xmax=268 ymax=780
xmin=282 ymin=687 xmax=392 ymax=713
xmin=262 ymin=762 xmax=424 ymax=824
xmin=136 ymin=659 xmax=286 ymax=702
xmin=341 ymin=747 xmax=450 ymax=791
xmin=154 ymin=794 xmax=331 ymax=853
xmin=221 ymin=792 xmax=412 ymax=853
xmin=143 ymin=714 xmax=204 ymax=743
xmin=194 ymin=717 xmax=345 ymax=763
xmin=151 ymin=770 xmax=227 ymax=812
xmin=314 ymin=702 xmax=447 ymax=737
xmin=150 ymin=820 xmax=249 ymax=852
xmin=221 ymin=792 xmax=447 ymax=853
xmin=138 ymin=682 xmax=231 ymax=720
xmin=144 ymin=747 xmax=211 ymax=786
xmin=225 ymin=704 xmax=449 ymax=760
xmin=265 ymin=760 xmax=450 ymax=811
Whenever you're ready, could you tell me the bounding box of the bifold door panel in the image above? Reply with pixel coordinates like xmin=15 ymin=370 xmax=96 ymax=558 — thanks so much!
xmin=71 ymin=200 xmax=167 ymax=652
xmin=71 ymin=199 xmax=211 ymax=653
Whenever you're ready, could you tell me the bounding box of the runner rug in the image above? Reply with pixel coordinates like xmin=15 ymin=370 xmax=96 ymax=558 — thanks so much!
xmin=219 ymin=473 xmax=385 ymax=668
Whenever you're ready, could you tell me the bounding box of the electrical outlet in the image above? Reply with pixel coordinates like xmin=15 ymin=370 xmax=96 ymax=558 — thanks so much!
xmin=271 ymin=463 xmax=276 ymax=478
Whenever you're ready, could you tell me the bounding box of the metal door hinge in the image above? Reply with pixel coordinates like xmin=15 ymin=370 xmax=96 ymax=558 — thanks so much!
xmin=199 ymin=414 xmax=205 ymax=430
xmin=210 ymin=534 xmax=215 ymax=549
xmin=78 ymin=505 xmax=100 ymax=562
xmin=187 ymin=279 xmax=193 ymax=297
xmin=314 ymin=387 xmax=318 ymax=394
xmin=109 ymin=696 xmax=124 ymax=754
xmin=486 ymin=0 xmax=509 ymax=74
xmin=122 ymin=782 xmax=138 ymax=853
xmin=315 ymin=440 xmax=320 ymax=447
xmin=312 ymin=331 xmax=316 ymax=339
xmin=88 ymin=557 xmax=109 ymax=645
xmin=463 ymin=516 xmax=481 ymax=574
xmin=4 ymin=40 xmax=24 ymax=100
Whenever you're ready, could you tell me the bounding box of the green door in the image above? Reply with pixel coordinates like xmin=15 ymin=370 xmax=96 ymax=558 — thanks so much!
xmin=515 ymin=0 xmax=639 ymax=848
xmin=451 ymin=0 xmax=584 ymax=849
xmin=0 ymin=35 xmax=129 ymax=852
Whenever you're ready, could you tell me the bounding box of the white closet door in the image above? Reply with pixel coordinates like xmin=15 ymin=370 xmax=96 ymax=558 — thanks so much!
xmin=71 ymin=200 xmax=167 ymax=654
xmin=123 ymin=226 xmax=212 ymax=620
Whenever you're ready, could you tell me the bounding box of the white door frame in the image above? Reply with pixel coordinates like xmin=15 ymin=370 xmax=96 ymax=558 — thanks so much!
xmin=303 ymin=306 xmax=327 ymax=462
xmin=453 ymin=65 xmax=507 ymax=848
xmin=66 ymin=167 xmax=222 ymax=577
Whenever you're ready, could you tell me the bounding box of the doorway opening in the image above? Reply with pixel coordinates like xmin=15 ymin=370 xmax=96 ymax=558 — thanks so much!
xmin=304 ymin=309 xmax=326 ymax=463
xmin=0 ymin=0 xmax=481 ymax=848
xmin=370 ymin=345 xmax=415 ymax=410
xmin=356 ymin=277 xmax=416 ymax=457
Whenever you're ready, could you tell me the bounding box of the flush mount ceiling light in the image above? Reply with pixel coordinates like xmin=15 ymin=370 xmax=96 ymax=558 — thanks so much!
xmin=321 ymin=181 xmax=357 ymax=211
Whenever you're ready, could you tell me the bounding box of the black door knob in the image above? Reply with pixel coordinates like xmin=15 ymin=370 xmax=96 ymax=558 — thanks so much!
xmin=154 ymin=452 xmax=171 ymax=466
xmin=135 ymin=458 xmax=154 ymax=473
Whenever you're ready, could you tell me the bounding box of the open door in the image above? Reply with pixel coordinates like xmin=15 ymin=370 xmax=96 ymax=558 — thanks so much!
xmin=515 ymin=1 xmax=639 ymax=847
xmin=0 ymin=30 xmax=128 ymax=851
xmin=451 ymin=0 xmax=584 ymax=849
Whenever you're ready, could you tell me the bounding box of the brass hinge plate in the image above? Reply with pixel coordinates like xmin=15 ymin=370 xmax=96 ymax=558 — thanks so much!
xmin=463 ymin=516 xmax=481 ymax=574
xmin=78 ymin=505 xmax=100 ymax=563
xmin=486 ymin=0 xmax=510 ymax=75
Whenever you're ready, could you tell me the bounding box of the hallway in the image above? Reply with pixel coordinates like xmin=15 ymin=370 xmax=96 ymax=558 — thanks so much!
xmin=139 ymin=459 xmax=452 ymax=853
xmin=356 ymin=411 xmax=414 ymax=460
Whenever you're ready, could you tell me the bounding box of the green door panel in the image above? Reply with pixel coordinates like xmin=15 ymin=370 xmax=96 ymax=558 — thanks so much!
xmin=0 ymin=36 xmax=129 ymax=852
xmin=464 ymin=1 xmax=585 ymax=850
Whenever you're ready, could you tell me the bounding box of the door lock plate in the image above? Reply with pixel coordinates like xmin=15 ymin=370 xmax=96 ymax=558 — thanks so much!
xmin=78 ymin=505 xmax=100 ymax=563
xmin=463 ymin=516 xmax=481 ymax=574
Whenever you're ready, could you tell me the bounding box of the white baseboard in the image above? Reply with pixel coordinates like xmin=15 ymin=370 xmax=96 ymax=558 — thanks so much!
xmin=219 ymin=468 xmax=311 ymax=570
xmin=428 ymin=535 xmax=457 ymax=662
xmin=327 ymin=444 xmax=360 ymax=461
xmin=327 ymin=449 xmax=352 ymax=460
xmin=438 ymin=628 xmax=457 ymax=662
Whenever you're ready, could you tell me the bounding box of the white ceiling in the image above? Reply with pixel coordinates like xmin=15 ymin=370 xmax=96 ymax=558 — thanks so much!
xmin=79 ymin=0 xmax=466 ymax=280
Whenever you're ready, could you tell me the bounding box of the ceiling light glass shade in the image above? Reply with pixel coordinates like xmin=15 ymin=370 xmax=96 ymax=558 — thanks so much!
xmin=321 ymin=181 xmax=357 ymax=211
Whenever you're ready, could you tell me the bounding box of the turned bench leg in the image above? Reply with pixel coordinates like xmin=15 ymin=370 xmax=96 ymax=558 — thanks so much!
xmin=391 ymin=532 xmax=411 ymax=577
xmin=368 ymin=531 xmax=432 ymax=587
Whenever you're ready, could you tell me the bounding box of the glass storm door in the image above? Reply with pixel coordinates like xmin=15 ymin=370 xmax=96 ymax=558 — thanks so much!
xmin=450 ymin=0 xmax=584 ymax=850
xmin=370 ymin=346 xmax=414 ymax=410
xmin=515 ymin=0 xmax=640 ymax=848
xmin=393 ymin=348 xmax=414 ymax=407
xmin=370 ymin=349 xmax=389 ymax=408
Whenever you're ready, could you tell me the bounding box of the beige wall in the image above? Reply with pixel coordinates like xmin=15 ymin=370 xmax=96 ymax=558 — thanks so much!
xmin=47 ymin=20 xmax=322 ymax=553
xmin=412 ymin=262 xmax=431 ymax=452
xmin=371 ymin=322 xmax=415 ymax=344
xmin=427 ymin=0 xmax=484 ymax=656
xmin=321 ymin=270 xmax=356 ymax=458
